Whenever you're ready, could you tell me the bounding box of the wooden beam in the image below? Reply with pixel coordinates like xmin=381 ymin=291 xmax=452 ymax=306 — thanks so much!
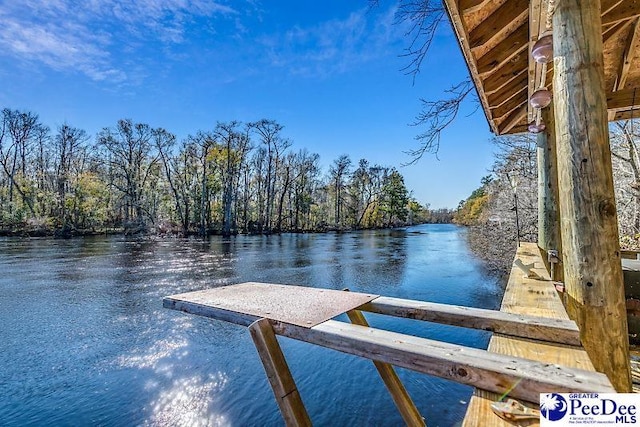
xmin=347 ymin=310 xmax=425 ymax=427
xmin=476 ymin=24 xmax=528 ymax=76
xmin=498 ymin=104 xmax=527 ymax=134
xmin=491 ymin=89 xmax=527 ymax=119
xmin=602 ymin=0 xmax=640 ymax=26
xmin=614 ymin=18 xmax=640 ymax=91
xmin=603 ymin=20 xmax=633 ymax=45
xmin=468 ymin=0 xmax=528 ymax=48
xmin=552 ymin=0 xmax=632 ymax=392
xmin=443 ymin=0 xmax=498 ymax=134
xmin=458 ymin=0 xmax=487 ymax=14
xmin=359 ymin=296 xmax=581 ymax=345
xmin=607 ymin=87 xmax=640 ymax=111
xmin=483 ymin=53 xmax=528 ymax=94
xmin=487 ymin=73 xmax=528 ymax=107
xmin=273 ymin=320 xmax=615 ymax=405
xmin=602 ymin=0 xmax=624 ymax=16
xmin=537 ymin=102 xmax=562 ymax=279
xmin=249 ymin=319 xmax=312 ymax=427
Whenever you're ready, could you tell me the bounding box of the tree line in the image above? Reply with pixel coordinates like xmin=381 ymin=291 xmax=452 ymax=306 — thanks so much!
xmin=455 ymin=120 xmax=640 ymax=277
xmin=0 ymin=108 xmax=439 ymax=237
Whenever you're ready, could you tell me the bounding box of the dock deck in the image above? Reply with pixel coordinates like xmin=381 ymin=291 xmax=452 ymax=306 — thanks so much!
xmin=164 ymin=242 xmax=614 ymax=425
xmin=463 ymin=242 xmax=598 ymax=426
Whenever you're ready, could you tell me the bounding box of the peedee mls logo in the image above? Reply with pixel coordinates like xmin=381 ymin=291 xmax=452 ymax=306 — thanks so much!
xmin=540 ymin=393 xmax=639 ymax=425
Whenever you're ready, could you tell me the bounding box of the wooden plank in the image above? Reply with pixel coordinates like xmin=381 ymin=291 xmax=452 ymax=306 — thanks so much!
xmin=483 ymin=53 xmax=528 ymax=94
xmin=614 ymin=18 xmax=640 ymax=91
xmin=497 ymin=104 xmax=527 ymax=134
xmin=249 ymin=318 xmax=312 ymax=427
xmin=602 ymin=0 xmax=640 ymax=26
xmin=458 ymin=0 xmax=487 ymax=14
xmin=463 ymin=243 xmax=606 ymax=427
xmin=359 ymin=296 xmax=581 ymax=346
xmin=491 ymin=88 xmax=527 ymax=119
xmin=442 ymin=0 xmax=499 ymax=134
xmin=487 ymin=72 xmax=528 ymax=107
xmin=272 ymin=320 xmax=614 ymax=406
xmin=476 ymin=24 xmax=528 ymax=76
xmin=346 ymin=310 xmax=425 ymax=427
xmin=553 ymin=0 xmax=632 ymax=392
xmin=468 ymin=0 xmax=529 ymax=48
xmin=607 ymin=87 xmax=640 ymax=110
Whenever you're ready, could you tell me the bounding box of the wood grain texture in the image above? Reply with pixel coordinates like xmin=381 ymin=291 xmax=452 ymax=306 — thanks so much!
xmin=537 ymin=103 xmax=562 ymax=279
xmin=271 ymin=319 xmax=614 ymax=405
xmin=553 ymin=0 xmax=631 ymax=392
xmin=462 ymin=243 xmax=608 ymax=427
xmin=360 ymin=295 xmax=580 ymax=345
xmin=249 ymin=318 xmax=311 ymax=427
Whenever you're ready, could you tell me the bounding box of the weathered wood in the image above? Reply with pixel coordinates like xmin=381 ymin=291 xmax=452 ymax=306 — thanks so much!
xmin=359 ymin=295 xmax=580 ymax=345
xmin=347 ymin=310 xmax=426 ymax=427
xmin=458 ymin=0 xmax=487 ymax=14
xmin=468 ymin=0 xmax=528 ymax=48
xmin=552 ymin=0 xmax=632 ymax=392
xmin=537 ymin=103 xmax=562 ymax=280
xmin=463 ymin=243 xmax=604 ymax=427
xmin=271 ymin=319 xmax=614 ymax=405
xmin=249 ymin=318 xmax=311 ymax=427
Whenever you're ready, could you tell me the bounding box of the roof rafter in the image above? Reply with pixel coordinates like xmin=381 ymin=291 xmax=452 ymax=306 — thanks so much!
xmin=468 ymin=0 xmax=528 ymax=48
xmin=476 ymin=24 xmax=528 ymax=76
xmin=602 ymin=1 xmax=640 ymax=26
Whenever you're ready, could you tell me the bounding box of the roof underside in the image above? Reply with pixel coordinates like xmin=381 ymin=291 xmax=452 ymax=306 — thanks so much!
xmin=443 ymin=0 xmax=640 ymax=135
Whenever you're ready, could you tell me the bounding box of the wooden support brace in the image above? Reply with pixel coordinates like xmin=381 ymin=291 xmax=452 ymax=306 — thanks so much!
xmin=249 ymin=318 xmax=312 ymax=427
xmin=359 ymin=296 xmax=581 ymax=346
xmin=347 ymin=310 xmax=426 ymax=427
xmin=273 ymin=320 xmax=614 ymax=404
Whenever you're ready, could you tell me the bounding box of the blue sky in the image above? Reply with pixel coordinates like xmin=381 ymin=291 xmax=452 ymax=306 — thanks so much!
xmin=0 ymin=0 xmax=496 ymax=209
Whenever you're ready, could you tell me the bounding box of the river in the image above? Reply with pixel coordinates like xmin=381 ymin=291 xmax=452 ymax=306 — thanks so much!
xmin=0 ymin=224 xmax=503 ymax=426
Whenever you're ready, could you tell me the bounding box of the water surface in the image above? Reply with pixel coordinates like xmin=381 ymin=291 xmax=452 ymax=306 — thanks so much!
xmin=0 ymin=224 xmax=502 ymax=426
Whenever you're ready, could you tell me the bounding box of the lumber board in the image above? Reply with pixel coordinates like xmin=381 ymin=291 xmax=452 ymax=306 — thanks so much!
xmin=462 ymin=243 xmax=607 ymax=427
xmin=249 ymin=319 xmax=311 ymax=427
xmin=359 ymin=296 xmax=580 ymax=346
xmin=272 ymin=320 xmax=613 ymax=406
xmin=468 ymin=0 xmax=528 ymax=48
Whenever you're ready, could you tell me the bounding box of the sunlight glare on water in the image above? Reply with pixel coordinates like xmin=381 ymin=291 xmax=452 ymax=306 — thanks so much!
xmin=0 ymin=224 xmax=502 ymax=426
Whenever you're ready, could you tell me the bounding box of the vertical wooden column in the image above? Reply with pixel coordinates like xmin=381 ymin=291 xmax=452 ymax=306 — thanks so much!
xmin=249 ymin=318 xmax=312 ymax=426
xmin=552 ymin=0 xmax=631 ymax=391
xmin=537 ymin=102 xmax=562 ymax=278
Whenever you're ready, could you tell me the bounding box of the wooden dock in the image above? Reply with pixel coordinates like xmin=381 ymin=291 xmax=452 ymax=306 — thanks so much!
xmin=463 ymin=242 xmax=599 ymax=426
xmin=164 ymin=244 xmax=615 ymax=426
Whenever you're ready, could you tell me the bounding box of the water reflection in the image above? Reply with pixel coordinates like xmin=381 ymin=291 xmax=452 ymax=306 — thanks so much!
xmin=0 ymin=224 xmax=501 ymax=426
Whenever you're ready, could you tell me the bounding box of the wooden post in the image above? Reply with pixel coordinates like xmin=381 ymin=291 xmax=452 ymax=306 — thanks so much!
xmin=249 ymin=318 xmax=312 ymax=426
xmin=347 ymin=310 xmax=426 ymax=427
xmin=537 ymin=102 xmax=562 ymax=279
xmin=552 ymin=0 xmax=631 ymax=391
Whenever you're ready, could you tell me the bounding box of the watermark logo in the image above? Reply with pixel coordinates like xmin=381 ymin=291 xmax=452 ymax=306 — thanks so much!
xmin=540 ymin=393 xmax=568 ymax=421
xmin=539 ymin=393 xmax=639 ymax=426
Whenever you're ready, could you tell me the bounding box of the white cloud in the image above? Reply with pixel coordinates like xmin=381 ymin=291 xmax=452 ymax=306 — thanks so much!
xmin=0 ymin=0 xmax=236 ymax=83
xmin=258 ymin=6 xmax=403 ymax=78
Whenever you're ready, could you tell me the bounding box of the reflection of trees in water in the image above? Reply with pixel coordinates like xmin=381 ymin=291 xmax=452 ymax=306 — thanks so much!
xmin=327 ymin=230 xmax=408 ymax=293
